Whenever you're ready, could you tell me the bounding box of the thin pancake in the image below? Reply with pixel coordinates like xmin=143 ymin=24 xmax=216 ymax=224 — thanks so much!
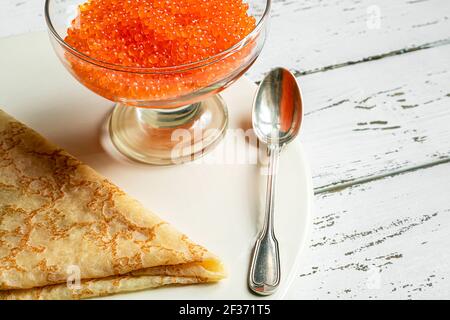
xmin=0 ymin=260 xmax=224 ymax=299
xmin=0 ymin=109 xmax=225 ymax=299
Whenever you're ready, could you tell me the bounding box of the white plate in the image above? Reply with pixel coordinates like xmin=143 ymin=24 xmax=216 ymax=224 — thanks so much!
xmin=0 ymin=32 xmax=313 ymax=299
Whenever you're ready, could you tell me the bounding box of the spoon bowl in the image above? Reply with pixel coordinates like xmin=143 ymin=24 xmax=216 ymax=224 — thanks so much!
xmin=252 ymin=68 xmax=303 ymax=146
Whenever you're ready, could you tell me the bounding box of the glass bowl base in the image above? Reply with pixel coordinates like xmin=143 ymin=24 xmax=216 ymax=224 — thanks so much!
xmin=109 ymin=95 xmax=228 ymax=165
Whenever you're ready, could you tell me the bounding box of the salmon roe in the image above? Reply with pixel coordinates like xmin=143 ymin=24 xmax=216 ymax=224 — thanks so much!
xmin=63 ymin=0 xmax=257 ymax=105
xmin=66 ymin=0 xmax=255 ymax=67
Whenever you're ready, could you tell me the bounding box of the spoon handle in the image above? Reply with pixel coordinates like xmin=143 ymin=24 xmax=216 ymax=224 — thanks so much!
xmin=249 ymin=145 xmax=281 ymax=295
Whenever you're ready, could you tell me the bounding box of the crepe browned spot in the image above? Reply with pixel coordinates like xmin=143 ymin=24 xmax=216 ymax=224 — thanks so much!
xmin=0 ymin=109 xmax=225 ymax=300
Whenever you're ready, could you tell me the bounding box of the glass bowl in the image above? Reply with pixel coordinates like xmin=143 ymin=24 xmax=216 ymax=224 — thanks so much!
xmin=45 ymin=0 xmax=271 ymax=165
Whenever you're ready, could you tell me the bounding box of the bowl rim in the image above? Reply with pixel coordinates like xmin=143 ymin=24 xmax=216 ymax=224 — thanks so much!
xmin=44 ymin=0 xmax=271 ymax=74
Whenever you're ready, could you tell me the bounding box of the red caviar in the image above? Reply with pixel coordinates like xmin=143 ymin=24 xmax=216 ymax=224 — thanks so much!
xmin=63 ymin=0 xmax=256 ymax=105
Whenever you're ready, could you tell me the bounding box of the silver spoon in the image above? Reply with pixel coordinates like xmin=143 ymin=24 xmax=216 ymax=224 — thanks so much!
xmin=249 ymin=67 xmax=303 ymax=295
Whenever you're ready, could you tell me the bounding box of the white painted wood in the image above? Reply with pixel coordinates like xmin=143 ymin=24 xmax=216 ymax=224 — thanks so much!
xmin=0 ymin=0 xmax=45 ymax=37
xmin=252 ymin=0 xmax=450 ymax=79
xmin=286 ymin=162 xmax=450 ymax=299
xmin=1 ymin=1 xmax=450 ymax=80
xmin=300 ymin=44 xmax=450 ymax=190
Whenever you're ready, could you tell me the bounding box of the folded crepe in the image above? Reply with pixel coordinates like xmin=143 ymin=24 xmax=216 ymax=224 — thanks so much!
xmin=0 ymin=109 xmax=225 ymax=300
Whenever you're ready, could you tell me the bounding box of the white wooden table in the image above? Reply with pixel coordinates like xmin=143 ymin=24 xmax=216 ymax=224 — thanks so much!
xmin=1 ymin=0 xmax=449 ymax=299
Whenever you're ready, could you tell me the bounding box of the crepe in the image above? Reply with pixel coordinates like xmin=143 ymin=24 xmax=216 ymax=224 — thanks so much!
xmin=0 ymin=109 xmax=225 ymax=299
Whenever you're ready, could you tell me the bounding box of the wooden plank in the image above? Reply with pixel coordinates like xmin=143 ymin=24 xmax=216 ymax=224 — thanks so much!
xmin=2 ymin=1 xmax=450 ymax=81
xmin=285 ymin=162 xmax=450 ymax=299
xmin=0 ymin=0 xmax=45 ymax=38
xmin=250 ymin=0 xmax=450 ymax=80
xmin=298 ymin=44 xmax=450 ymax=190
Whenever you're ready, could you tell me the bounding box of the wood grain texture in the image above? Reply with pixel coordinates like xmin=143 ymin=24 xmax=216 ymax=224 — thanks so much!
xmin=299 ymin=44 xmax=450 ymax=191
xmin=286 ymin=162 xmax=450 ymax=299
xmin=250 ymin=0 xmax=450 ymax=80
xmin=0 ymin=0 xmax=45 ymax=37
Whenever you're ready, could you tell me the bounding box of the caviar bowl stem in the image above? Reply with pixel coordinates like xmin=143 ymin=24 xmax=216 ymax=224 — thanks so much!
xmin=109 ymin=96 xmax=228 ymax=165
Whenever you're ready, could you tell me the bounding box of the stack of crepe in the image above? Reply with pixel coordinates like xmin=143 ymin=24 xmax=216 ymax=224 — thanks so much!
xmin=0 ymin=109 xmax=225 ymax=299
